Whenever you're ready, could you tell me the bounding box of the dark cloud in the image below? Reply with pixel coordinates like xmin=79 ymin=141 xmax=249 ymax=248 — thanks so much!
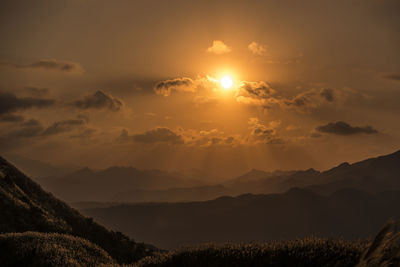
xmin=1 ymin=59 xmax=83 ymax=73
xmin=132 ymin=127 xmax=184 ymax=145
xmin=0 ymin=119 xmax=44 ymax=150
xmin=320 ymin=88 xmax=335 ymax=102
xmin=154 ymin=77 xmax=194 ymax=96
xmin=70 ymin=128 xmax=97 ymax=139
xmin=285 ymin=90 xmax=318 ymax=109
xmin=237 ymin=81 xmax=275 ymax=99
xmin=9 ymin=119 xmax=44 ymax=138
xmin=236 ymin=82 xmax=341 ymax=112
xmin=119 ymin=127 xmax=184 ymax=145
xmin=248 ymin=118 xmax=283 ymax=144
xmin=0 ymin=114 xmax=25 ymax=123
xmin=383 ymin=73 xmax=400 ymax=81
xmin=0 ymin=115 xmax=90 ymax=151
xmin=0 ymin=91 xmax=55 ymax=116
xmin=316 ymin=121 xmax=378 ymax=135
xmin=42 ymin=118 xmax=88 ymax=136
xmin=73 ymin=91 xmax=123 ymax=112
xmin=22 ymin=86 xmax=50 ymax=97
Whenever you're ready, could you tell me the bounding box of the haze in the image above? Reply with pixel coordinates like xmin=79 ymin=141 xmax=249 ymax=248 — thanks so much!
xmin=1 ymin=0 xmax=400 ymax=178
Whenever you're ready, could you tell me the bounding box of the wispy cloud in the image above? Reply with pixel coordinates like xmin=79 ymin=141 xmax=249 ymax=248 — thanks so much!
xmin=1 ymin=59 xmax=84 ymax=74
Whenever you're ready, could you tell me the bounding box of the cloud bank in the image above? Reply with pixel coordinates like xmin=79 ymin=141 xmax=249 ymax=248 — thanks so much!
xmin=1 ymin=59 xmax=84 ymax=73
xmin=73 ymin=91 xmax=123 ymax=112
xmin=316 ymin=121 xmax=378 ymax=135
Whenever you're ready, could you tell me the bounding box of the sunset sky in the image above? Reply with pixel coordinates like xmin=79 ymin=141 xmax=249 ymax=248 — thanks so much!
xmin=1 ymin=0 xmax=400 ymax=178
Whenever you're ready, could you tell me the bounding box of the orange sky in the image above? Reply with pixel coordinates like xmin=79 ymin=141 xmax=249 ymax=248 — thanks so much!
xmin=1 ymin=0 xmax=400 ymax=178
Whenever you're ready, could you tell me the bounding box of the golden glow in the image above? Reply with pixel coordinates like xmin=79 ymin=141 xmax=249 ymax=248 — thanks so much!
xmin=220 ymin=75 xmax=233 ymax=90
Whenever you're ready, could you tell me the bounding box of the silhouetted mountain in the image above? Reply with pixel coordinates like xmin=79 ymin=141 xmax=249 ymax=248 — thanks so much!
xmin=83 ymin=187 xmax=400 ymax=249
xmin=36 ymin=166 xmax=204 ymax=202
xmin=222 ymin=149 xmax=400 ymax=196
xmin=113 ymin=185 xmax=226 ymax=203
xmin=0 ymin=156 xmax=154 ymax=264
xmin=308 ymin=149 xmax=400 ymax=195
xmin=3 ymin=154 xmax=72 ymax=178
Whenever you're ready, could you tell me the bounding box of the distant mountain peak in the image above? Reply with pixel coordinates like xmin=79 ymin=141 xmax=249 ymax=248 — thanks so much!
xmin=247 ymin=168 xmax=267 ymax=175
xmin=338 ymin=162 xmax=351 ymax=168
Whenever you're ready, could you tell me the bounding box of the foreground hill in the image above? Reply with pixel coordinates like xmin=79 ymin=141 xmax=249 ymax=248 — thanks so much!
xmin=136 ymin=239 xmax=367 ymax=267
xmin=83 ymin=188 xmax=400 ymax=249
xmin=135 ymin=219 xmax=400 ymax=267
xmin=0 ymin=232 xmax=114 ymax=266
xmin=0 ymin=156 xmax=153 ymax=264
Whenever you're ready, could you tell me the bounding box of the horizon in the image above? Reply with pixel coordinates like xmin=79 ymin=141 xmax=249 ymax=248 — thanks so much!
xmin=1 ymin=0 xmax=400 ymax=179
xmin=5 ymin=147 xmax=400 ymax=178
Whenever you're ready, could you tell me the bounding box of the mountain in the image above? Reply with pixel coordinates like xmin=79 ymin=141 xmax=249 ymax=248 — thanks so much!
xmin=36 ymin=166 xmax=204 ymax=202
xmin=0 ymin=156 xmax=154 ymax=264
xmin=222 ymin=149 xmax=400 ymax=196
xmin=82 ymin=187 xmax=400 ymax=249
xmin=113 ymin=184 xmax=226 ymax=203
xmin=223 ymin=169 xmax=296 ymax=194
xmin=3 ymin=154 xmax=71 ymax=178
xmin=47 ymin=149 xmax=400 ymax=203
xmin=308 ymin=150 xmax=400 ymax=195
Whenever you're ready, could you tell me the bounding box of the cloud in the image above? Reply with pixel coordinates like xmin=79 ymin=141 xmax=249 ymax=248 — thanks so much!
xmin=0 ymin=91 xmax=55 ymax=116
xmin=155 ymin=75 xmax=346 ymax=114
xmin=5 ymin=119 xmax=45 ymax=139
xmin=1 ymin=59 xmax=84 ymax=73
xmin=316 ymin=121 xmax=378 ymax=135
xmin=248 ymin=117 xmax=283 ymax=144
xmin=22 ymin=86 xmax=50 ymax=97
xmin=206 ymin=40 xmax=231 ymax=55
xmin=181 ymin=128 xmax=239 ymax=147
xmin=42 ymin=117 xmax=88 ymax=136
xmin=237 ymin=81 xmax=276 ymax=99
xmin=70 ymin=128 xmax=97 ymax=139
xmin=383 ymin=73 xmax=400 ymax=81
xmin=121 ymin=127 xmax=184 ymax=145
xmin=118 ymin=127 xmax=240 ymax=147
xmin=0 ymin=114 xmax=25 ymax=123
xmin=73 ymin=91 xmax=123 ymax=112
xmin=283 ymin=88 xmax=345 ymax=113
xmin=320 ymin=88 xmax=335 ymax=102
xmin=154 ymin=77 xmax=195 ymax=96
xmin=235 ymin=81 xmax=341 ymax=113
xmin=248 ymin=42 xmax=267 ymax=56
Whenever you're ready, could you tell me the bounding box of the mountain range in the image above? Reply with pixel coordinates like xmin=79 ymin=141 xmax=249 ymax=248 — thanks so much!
xmin=82 ymin=187 xmax=400 ymax=249
xmin=15 ymin=149 xmax=400 ymax=203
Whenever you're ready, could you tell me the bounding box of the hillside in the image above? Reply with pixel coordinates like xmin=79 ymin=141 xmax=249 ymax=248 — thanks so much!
xmin=136 ymin=239 xmax=367 ymax=267
xmin=0 ymin=156 xmax=153 ymax=264
xmin=0 ymin=232 xmax=114 ymax=267
xmin=83 ymin=188 xmax=400 ymax=249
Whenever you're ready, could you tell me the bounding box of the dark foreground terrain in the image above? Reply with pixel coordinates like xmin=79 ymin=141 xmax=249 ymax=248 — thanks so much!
xmin=1 ymin=155 xmax=400 ymax=266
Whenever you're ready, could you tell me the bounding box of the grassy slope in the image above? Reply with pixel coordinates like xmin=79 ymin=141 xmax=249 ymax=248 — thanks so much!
xmin=135 ymin=239 xmax=368 ymax=267
xmin=0 ymin=156 xmax=153 ymax=264
xmin=0 ymin=232 xmax=114 ymax=267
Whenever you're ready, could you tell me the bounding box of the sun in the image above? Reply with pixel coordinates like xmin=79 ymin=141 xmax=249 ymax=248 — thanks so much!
xmin=220 ymin=75 xmax=233 ymax=90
